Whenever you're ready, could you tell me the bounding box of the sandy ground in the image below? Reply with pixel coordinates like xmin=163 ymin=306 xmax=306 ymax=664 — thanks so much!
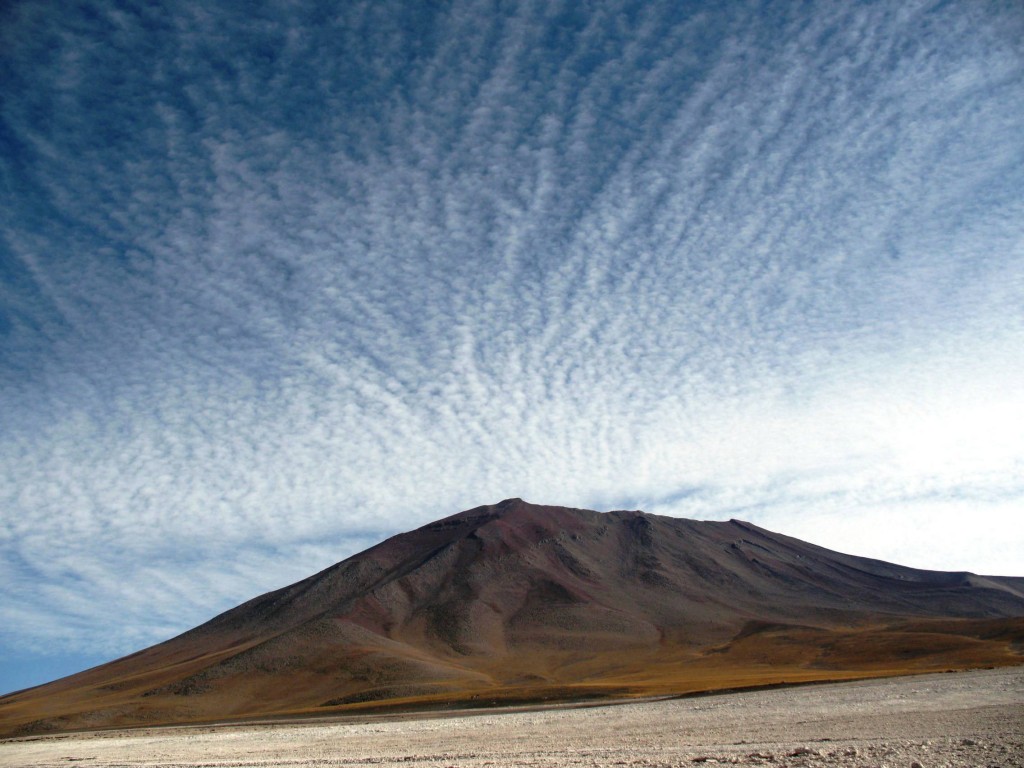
xmin=1 ymin=667 xmax=1021 ymax=767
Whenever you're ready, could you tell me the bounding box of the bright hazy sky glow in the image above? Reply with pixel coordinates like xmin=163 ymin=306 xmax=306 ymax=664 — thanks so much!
xmin=2 ymin=0 xmax=1023 ymax=694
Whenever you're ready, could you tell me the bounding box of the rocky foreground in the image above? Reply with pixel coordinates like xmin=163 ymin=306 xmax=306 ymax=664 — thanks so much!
xmin=1 ymin=666 xmax=1021 ymax=768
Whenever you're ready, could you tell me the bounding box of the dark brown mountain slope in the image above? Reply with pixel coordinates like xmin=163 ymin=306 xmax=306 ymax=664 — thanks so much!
xmin=2 ymin=498 xmax=1023 ymax=736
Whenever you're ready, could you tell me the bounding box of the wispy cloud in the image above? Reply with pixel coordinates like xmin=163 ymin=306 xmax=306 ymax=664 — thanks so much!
xmin=2 ymin=0 xmax=1023 ymax=682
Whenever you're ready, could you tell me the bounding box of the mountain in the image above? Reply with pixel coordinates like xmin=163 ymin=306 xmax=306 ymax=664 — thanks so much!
xmin=2 ymin=498 xmax=1023 ymax=736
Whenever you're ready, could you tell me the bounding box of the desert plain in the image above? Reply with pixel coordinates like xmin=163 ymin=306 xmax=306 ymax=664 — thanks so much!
xmin=2 ymin=666 xmax=1022 ymax=768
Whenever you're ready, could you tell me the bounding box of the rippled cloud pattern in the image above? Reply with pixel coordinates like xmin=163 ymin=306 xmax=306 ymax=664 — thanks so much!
xmin=2 ymin=0 xmax=1023 ymax=690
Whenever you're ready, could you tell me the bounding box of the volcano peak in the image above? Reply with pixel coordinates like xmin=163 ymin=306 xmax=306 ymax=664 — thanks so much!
xmin=2 ymin=501 xmax=1022 ymax=737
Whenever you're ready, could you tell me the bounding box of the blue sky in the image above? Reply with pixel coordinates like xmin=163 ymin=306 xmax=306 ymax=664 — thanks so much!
xmin=2 ymin=0 xmax=1023 ymax=695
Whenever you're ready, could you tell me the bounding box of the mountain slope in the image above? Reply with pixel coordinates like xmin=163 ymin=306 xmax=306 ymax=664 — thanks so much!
xmin=2 ymin=499 xmax=1023 ymax=736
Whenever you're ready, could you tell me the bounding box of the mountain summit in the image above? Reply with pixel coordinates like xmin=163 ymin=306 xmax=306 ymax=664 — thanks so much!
xmin=3 ymin=499 xmax=1023 ymax=735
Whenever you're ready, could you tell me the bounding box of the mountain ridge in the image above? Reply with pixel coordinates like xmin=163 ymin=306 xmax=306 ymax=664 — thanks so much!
xmin=2 ymin=499 xmax=1022 ymax=737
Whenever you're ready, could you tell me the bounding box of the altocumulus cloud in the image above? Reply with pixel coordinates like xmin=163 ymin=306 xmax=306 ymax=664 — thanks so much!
xmin=2 ymin=0 xmax=1023 ymax=688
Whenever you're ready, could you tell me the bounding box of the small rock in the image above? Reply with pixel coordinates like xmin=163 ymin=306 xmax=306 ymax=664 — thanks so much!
xmin=788 ymin=747 xmax=819 ymax=757
xmin=962 ymin=739 xmax=978 ymax=746
xmin=844 ymin=747 xmax=859 ymax=757
xmin=910 ymin=761 xmax=925 ymax=768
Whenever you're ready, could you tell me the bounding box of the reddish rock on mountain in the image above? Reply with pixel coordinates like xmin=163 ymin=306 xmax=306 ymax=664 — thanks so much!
xmin=3 ymin=499 xmax=1023 ymax=736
